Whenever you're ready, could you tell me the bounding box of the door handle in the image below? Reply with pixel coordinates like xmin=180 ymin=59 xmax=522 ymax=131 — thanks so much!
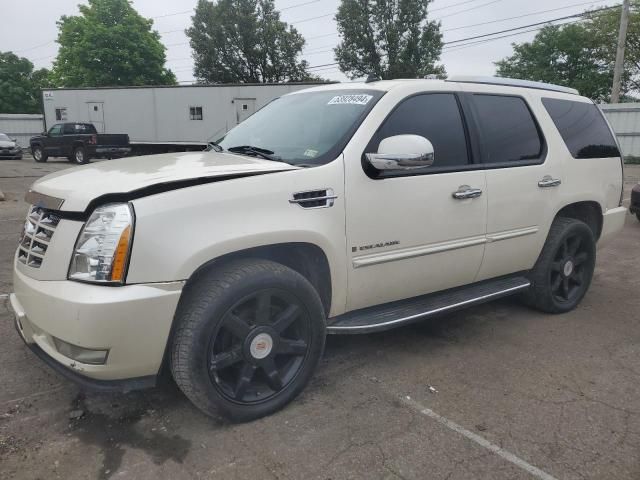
xmin=452 ymin=185 xmax=483 ymax=200
xmin=538 ymin=175 xmax=562 ymax=188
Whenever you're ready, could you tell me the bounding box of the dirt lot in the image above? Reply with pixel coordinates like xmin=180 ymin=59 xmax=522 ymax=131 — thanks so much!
xmin=1 ymin=158 xmax=640 ymax=480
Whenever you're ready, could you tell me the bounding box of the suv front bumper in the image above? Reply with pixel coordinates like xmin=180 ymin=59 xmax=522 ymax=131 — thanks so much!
xmin=10 ymin=267 xmax=183 ymax=387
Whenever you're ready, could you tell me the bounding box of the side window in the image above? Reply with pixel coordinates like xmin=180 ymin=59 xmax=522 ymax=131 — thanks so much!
xmin=472 ymin=95 xmax=543 ymax=164
xmin=368 ymin=93 xmax=470 ymax=169
xmin=63 ymin=124 xmax=75 ymax=134
xmin=48 ymin=125 xmax=62 ymax=136
xmin=542 ymin=98 xmax=620 ymax=159
xmin=189 ymin=106 xmax=203 ymax=120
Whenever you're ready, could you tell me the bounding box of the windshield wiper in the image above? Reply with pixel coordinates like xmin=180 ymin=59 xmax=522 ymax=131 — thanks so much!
xmin=227 ymin=145 xmax=285 ymax=163
xmin=206 ymin=141 xmax=223 ymax=152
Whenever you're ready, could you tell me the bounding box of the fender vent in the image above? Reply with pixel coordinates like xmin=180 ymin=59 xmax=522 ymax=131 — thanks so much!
xmin=289 ymin=189 xmax=337 ymax=209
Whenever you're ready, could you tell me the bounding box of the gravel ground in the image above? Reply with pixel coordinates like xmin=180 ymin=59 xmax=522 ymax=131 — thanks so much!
xmin=1 ymin=158 xmax=639 ymax=480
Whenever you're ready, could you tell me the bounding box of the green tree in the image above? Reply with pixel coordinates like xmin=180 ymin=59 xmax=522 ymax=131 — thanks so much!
xmin=496 ymin=3 xmax=640 ymax=101
xmin=334 ymin=0 xmax=445 ymax=80
xmin=51 ymin=0 xmax=175 ymax=87
xmin=0 ymin=52 xmax=51 ymax=113
xmin=187 ymin=0 xmax=311 ymax=83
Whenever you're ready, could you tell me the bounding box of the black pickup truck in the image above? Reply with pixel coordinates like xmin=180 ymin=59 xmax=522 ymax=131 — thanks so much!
xmin=30 ymin=123 xmax=130 ymax=164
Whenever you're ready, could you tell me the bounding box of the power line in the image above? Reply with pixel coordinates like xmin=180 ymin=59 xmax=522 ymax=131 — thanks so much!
xmin=290 ymin=12 xmax=333 ymax=24
xmin=14 ymin=40 xmax=55 ymax=54
xmin=152 ymin=10 xmax=192 ymax=19
xmin=430 ymin=0 xmax=487 ymax=13
xmin=281 ymin=0 xmax=321 ymax=11
xmin=444 ymin=4 xmax=620 ymax=45
xmin=435 ymin=0 xmax=507 ymax=20
xmin=306 ymin=32 xmax=338 ymax=40
xmin=307 ymin=62 xmax=339 ymax=70
xmin=442 ymin=1 xmax=615 ymax=33
xmin=442 ymin=19 xmax=582 ymax=51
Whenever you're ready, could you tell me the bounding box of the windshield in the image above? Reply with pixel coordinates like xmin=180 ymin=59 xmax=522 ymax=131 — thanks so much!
xmin=218 ymin=89 xmax=384 ymax=165
xmin=0 ymin=134 xmax=10 ymax=141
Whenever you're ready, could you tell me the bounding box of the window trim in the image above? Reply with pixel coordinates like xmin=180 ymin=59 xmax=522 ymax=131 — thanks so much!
xmin=189 ymin=106 xmax=203 ymax=121
xmin=361 ymin=91 xmax=477 ymax=179
xmin=462 ymin=92 xmax=548 ymax=169
xmin=55 ymin=107 xmax=67 ymax=122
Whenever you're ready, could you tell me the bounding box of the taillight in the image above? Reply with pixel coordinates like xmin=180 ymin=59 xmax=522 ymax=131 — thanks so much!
xmin=90 ymin=134 xmax=97 ymax=145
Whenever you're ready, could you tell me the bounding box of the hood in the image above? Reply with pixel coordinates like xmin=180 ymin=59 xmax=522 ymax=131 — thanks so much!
xmin=0 ymin=140 xmax=17 ymax=148
xmin=30 ymin=151 xmax=299 ymax=212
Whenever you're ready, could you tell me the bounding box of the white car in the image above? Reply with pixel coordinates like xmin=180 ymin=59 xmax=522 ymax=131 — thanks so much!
xmin=10 ymin=77 xmax=626 ymax=421
xmin=0 ymin=133 xmax=23 ymax=160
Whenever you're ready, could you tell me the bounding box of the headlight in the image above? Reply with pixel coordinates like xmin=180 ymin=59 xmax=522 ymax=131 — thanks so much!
xmin=69 ymin=203 xmax=134 ymax=284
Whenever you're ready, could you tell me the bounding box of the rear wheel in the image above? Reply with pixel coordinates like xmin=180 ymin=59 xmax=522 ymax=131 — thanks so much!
xmin=523 ymin=217 xmax=596 ymax=313
xmin=171 ymin=259 xmax=326 ymax=422
xmin=636 ymin=212 xmax=640 ymax=222
xmin=32 ymin=146 xmax=47 ymax=163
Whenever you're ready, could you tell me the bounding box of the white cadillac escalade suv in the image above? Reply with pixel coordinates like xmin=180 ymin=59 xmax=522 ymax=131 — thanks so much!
xmin=10 ymin=77 xmax=627 ymax=421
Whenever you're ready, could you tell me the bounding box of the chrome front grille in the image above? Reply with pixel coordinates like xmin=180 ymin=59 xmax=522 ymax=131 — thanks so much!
xmin=17 ymin=206 xmax=60 ymax=268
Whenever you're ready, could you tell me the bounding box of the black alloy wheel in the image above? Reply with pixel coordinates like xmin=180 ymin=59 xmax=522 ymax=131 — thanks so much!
xmin=523 ymin=217 xmax=596 ymax=313
xmin=171 ymin=259 xmax=326 ymax=422
xmin=549 ymin=232 xmax=590 ymax=305
xmin=208 ymin=289 xmax=311 ymax=404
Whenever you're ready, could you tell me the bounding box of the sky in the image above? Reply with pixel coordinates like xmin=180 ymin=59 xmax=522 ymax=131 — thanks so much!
xmin=0 ymin=0 xmax=622 ymax=84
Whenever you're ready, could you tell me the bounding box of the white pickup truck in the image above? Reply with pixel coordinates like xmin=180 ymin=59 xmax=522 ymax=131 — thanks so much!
xmin=10 ymin=77 xmax=626 ymax=421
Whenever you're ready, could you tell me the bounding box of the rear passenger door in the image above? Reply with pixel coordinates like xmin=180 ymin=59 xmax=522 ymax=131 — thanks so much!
xmin=462 ymin=91 xmax=563 ymax=281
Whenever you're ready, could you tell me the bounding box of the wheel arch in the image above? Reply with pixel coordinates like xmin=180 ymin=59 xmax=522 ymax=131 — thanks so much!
xmin=554 ymin=201 xmax=603 ymax=241
xmin=156 ymin=242 xmax=334 ymax=383
xmin=186 ymin=242 xmax=333 ymax=316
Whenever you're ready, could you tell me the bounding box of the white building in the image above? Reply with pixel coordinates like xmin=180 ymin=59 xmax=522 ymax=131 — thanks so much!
xmin=41 ymin=82 xmax=328 ymax=154
xmin=600 ymin=103 xmax=640 ymax=158
xmin=0 ymin=114 xmax=44 ymax=149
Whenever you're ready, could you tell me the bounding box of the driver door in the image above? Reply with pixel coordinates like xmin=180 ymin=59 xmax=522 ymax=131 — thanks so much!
xmin=45 ymin=124 xmax=64 ymax=156
xmin=344 ymin=92 xmax=488 ymax=311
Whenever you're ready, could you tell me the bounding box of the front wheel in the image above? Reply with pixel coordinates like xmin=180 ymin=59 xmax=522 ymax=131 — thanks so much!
xmin=523 ymin=217 xmax=596 ymax=313
xmin=171 ymin=259 xmax=326 ymax=422
xmin=32 ymin=146 xmax=47 ymax=163
xmin=72 ymin=146 xmax=89 ymax=164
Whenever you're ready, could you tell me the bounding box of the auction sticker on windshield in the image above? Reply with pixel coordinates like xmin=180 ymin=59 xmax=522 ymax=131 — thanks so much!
xmin=327 ymin=94 xmax=373 ymax=105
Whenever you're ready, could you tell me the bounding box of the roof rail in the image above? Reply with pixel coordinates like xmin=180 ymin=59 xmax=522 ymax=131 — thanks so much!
xmin=447 ymin=75 xmax=579 ymax=95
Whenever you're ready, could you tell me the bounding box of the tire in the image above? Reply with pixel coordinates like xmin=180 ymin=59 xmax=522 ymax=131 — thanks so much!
xmin=636 ymin=212 xmax=640 ymax=223
xmin=32 ymin=146 xmax=47 ymax=163
xmin=523 ymin=217 xmax=596 ymax=313
xmin=72 ymin=146 xmax=89 ymax=164
xmin=171 ymin=259 xmax=326 ymax=422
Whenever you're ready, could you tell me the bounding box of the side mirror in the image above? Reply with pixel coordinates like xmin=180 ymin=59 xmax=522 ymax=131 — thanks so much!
xmin=365 ymin=134 xmax=434 ymax=171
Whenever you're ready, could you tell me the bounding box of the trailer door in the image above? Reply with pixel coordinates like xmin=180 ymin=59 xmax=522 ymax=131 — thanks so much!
xmin=88 ymin=102 xmax=105 ymax=132
xmin=234 ymin=98 xmax=256 ymax=124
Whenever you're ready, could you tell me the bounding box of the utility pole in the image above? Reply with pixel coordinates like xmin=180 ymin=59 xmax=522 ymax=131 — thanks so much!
xmin=611 ymin=0 xmax=631 ymax=103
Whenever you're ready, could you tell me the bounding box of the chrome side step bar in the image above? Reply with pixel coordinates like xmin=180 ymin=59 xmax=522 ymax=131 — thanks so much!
xmin=327 ymin=276 xmax=531 ymax=334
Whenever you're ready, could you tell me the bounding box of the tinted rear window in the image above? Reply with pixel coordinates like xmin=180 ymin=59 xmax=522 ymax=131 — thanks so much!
xmin=542 ymin=98 xmax=620 ymax=159
xmin=472 ymin=95 xmax=543 ymax=164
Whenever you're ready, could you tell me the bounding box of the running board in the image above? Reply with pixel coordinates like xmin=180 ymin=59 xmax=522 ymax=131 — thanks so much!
xmin=327 ymin=276 xmax=531 ymax=334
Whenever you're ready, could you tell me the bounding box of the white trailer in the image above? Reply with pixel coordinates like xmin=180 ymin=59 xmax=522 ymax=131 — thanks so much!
xmin=41 ymin=82 xmax=327 ymax=155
